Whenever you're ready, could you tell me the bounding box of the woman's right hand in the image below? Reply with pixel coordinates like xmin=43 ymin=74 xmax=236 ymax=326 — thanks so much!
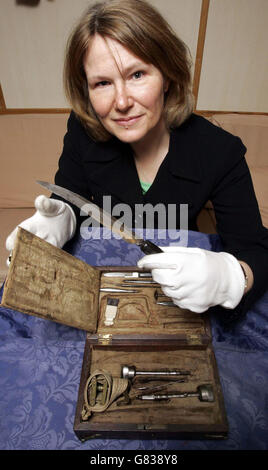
xmin=6 ymin=195 xmax=77 ymax=265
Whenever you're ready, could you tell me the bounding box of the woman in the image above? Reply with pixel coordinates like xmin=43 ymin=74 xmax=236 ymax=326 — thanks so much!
xmin=6 ymin=0 xmax=268 ymax=320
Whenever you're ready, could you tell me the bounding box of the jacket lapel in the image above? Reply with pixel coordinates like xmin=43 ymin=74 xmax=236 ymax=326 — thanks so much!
xmin=168 ymin=121 xmax=202 ymax=183
xmin=85 ymin=137 xmax=144 ymax=206
xmin=144 ymin=119 xmax=202 ymax=207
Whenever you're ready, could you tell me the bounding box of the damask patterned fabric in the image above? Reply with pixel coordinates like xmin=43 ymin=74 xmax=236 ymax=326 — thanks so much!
xmin=0 ymin=230 xmax=267 ymax=450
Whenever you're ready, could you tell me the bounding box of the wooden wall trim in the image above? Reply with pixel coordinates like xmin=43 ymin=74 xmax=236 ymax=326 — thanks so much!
xmin=196 ymin=111 xmax=268 ymax=116
xmin=0 ymin=108 xmax=70 ymax=115
xmin=0 ymin=83 xmax=6 ymax=111
xmin=0 ymin=108 xmax=266 ymax=117
xmin=192 ymin=0 xmax=210 ymax=108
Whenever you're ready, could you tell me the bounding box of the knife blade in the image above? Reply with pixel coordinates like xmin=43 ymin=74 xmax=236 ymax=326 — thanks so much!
xmin=37 ymin=181 xmax=163 ymax=255
xmin=103 ymin=272 xmax=152 ymax=278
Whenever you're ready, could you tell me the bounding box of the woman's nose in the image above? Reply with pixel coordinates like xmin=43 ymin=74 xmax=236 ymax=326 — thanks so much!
xmin=114 ymin=84 xmax=133 ymax=111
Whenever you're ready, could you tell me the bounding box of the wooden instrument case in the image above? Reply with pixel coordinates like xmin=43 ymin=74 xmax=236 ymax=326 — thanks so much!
xmin=1 ymin=228 xmax=228 ymax=441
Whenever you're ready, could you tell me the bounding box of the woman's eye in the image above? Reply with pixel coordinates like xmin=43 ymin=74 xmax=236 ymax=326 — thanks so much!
xmin=95 ymin=80 xmax=110 ymax=88
xmin=132 ymin=71 xmax=144 ymax=80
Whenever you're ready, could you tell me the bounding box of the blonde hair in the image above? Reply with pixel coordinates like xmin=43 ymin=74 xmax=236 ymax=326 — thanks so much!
xmin=64 ymin=0 xmax=194 ymax=141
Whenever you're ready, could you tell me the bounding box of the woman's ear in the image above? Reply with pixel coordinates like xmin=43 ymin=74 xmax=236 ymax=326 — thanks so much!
xmin=163 ymin=77 xmax=170 ymax=93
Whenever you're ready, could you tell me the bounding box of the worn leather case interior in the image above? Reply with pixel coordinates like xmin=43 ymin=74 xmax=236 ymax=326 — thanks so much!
xmin=1 ymin=228 xmax=228 ymax=440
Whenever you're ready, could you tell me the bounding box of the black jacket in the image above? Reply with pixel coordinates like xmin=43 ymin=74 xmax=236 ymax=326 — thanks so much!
xmin=53 ymin=111 xmax=268 ymax=321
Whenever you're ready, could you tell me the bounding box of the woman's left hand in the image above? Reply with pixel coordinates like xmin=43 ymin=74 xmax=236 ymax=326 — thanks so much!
xmin=137 ymin=247 xmax=245 ymax=313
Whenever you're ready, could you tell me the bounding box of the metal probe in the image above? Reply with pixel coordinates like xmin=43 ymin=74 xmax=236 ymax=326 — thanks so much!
xmin=121 ymin=365 xmax=191 ymax=379
xmin=137 ymin=384 xmax=214 ymax=402
xmin=100 ymin=288 xmax=139 ymax=293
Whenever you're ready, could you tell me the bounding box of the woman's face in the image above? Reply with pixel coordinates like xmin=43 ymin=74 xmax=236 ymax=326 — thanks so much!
xmin=84 ymin=34 xmax=168 ymax=145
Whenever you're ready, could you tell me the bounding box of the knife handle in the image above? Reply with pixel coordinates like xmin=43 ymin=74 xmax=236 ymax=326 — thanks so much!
xmin=139 ymin=240 xmax=163 ymax=255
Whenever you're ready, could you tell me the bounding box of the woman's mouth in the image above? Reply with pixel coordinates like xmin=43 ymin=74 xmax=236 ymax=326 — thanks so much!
xmin=114 ymin=115 xmax=143 ymax=127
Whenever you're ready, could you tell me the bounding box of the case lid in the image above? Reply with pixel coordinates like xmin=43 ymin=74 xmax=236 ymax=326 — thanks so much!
xmin=1 ymin=228 xmax=100 ymax=332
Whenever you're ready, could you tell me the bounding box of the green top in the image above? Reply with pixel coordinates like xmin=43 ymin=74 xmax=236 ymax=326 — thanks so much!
xmin=140 ymin=180 xmax=151 ymax=195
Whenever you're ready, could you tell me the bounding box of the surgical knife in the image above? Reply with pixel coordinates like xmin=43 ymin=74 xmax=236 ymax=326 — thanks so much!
xmin=37 ymin=181 xmax=163 ymax=255
xmin=103 ymin=272 xmax=152 ymax=278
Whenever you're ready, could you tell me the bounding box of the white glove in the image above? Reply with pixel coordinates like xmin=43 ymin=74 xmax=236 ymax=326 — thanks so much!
xmin=137 ymin=246 xmax=245 ymax=313
xmin=6 ymin=195 xmax=77 ymax=261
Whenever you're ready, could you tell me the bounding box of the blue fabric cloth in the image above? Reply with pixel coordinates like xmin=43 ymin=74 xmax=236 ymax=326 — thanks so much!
xmin=0 ymin=230 xmax=267 ymax=450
